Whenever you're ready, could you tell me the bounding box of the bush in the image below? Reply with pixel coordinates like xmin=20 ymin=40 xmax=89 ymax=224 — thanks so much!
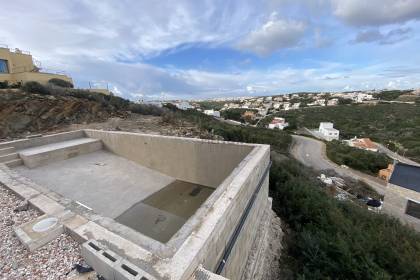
xmin=48 ymin=78 xmax=74 ymax=88
xmin=21 ymin=81 xmax=51 ymax=95
xmin=0 ymin=81 xmax=8 ymax=89
xmin=129 ymin=103 xmax=164 ymax=116
xmin=338 ymin=97 xmax=352 ymax=105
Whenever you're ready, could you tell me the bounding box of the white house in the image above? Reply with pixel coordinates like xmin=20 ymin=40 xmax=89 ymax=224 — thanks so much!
xmin=291 ymin=102 xmax=301 ymax=110
xmin=319 ymin=122 xmax=339 ymax=141
xmin=204 ymin=109 xmax=221 ymax=118
xmin=327 ymin=98 xmax=338 ymax=106
xmin=268 ymin=117 xmax=289 ymax=130
xmin=176 ymin=101 xmax=193 ymax=110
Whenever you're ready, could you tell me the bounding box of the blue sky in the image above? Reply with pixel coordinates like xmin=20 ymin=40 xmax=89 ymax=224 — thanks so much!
xmin=1 ymin=0 xmax=420 ymax=100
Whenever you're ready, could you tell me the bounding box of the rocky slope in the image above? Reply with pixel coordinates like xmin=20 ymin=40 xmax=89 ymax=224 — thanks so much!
xmin=0 ymin=90 xmax=126 ymax=139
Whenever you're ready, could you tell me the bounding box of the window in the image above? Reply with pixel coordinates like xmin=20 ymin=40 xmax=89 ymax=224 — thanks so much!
xmin=0 ymin=59 xmax=9 ymax=73
xmin=406 ymin=200 xmax=420 ymax=219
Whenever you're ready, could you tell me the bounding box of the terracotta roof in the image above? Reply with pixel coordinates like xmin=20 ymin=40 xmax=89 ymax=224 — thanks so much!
xmin=353 ymin=138 xmax=377 ymax=149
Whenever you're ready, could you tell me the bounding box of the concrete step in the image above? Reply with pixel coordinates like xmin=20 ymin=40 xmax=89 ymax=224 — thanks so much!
xmin=0 ymin=146 xmax=16 ymax=156
xmin=19 ymin=138 xmax=102 ymax=168
xmin=0 ymin=153 xmax=19 ymax=163
xmin=5 ymin=158 xmax=23 ymax=168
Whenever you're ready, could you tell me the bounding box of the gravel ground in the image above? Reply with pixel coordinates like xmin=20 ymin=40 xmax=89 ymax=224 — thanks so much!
xmin=0 ymin=184 xmax=85 ymax=280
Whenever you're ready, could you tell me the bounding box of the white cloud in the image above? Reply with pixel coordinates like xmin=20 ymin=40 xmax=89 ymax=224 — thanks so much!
xmin=236 ymin=16 xmax=306 ymax=56
xmin=351 ymin=28 xmax=411 ymax=45
xmin=332 ymin=0 xmax=420 ymax=26
xmin=0 ymin=0 xmax=261 ymax=62
xmin=28 ymin=52 xmax=420 ymax=99
xmin=0 ymin=0 xmax=419 ymax=99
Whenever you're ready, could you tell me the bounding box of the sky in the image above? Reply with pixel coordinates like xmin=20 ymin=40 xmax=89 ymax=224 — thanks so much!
xmin=1 ymin=0 xmax=420 ymax=100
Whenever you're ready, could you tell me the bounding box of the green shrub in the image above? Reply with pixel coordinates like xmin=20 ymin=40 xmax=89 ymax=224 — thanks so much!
xmin=0 ymin=81 xmax=8 ymax=89
xmin=129 ymin=103 xmax=164 ymax=116
xmin=326 ymin=140 xmax=391 ymax=175
xmin=48 ymin=78 xmax=74 ymax=88
xmin=22 ymin=81 xmax=51 ymax=95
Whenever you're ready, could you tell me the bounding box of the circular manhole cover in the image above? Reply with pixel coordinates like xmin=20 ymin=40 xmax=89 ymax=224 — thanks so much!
xmin=32 ymin=217 xmax=58 ymax=232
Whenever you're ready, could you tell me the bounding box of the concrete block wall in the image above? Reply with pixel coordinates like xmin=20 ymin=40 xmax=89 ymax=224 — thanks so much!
xmin=81 ymin=240 xmax=156 ymax=280
xmin=384 ymin=184 xmax=420 ymax=231
xmin=84 ymin=130 xmax=254 ymax=188
xmin=221 ymin=179 xmax=269 ymax=279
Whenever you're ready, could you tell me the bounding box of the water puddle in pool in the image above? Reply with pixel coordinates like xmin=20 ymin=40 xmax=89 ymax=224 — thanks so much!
xmin=115 ymin=180 xmax=214 ymax=243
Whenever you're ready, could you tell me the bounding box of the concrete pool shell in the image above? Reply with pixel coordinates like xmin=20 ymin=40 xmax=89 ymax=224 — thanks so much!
xmin=0 ymin=130 xmax=272 ymax=280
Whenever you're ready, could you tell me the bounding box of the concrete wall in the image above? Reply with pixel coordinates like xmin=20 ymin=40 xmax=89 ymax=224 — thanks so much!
xmin=84 ymin=130 xmax=254 ymax=188
xmin=0 ymin=130 xmax=85 ymax=150
xmin=383 ymin=183 xmax=420 ymax=231
xmin=12 ymin=72 xmax=73 ymax=85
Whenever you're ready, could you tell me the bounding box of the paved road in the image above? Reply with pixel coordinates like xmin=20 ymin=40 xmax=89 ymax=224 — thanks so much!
xmin=291 ymin=135 xmax=387 ymax=195
xmin=375 ymin=143 xmax=420 ymax=166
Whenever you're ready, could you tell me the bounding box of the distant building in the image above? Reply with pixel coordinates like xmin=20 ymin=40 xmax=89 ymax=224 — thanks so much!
xmin=327 ymin=98 xmax=338 ymax=106
xmin=268 ymin=117 xmax=289 ymax=130
xmin=383 ymin=162 xmax=420 ymax=231
xmin=273 ymin=102 xmax=281 ymax=109
xmin=291 ymin=102 xmax=300 ymax=110
xmin=258 ymin=108 xmax=268 ymax=116
xmin=283 ymin=102 xmax=290 ymax=110
xmin=175 ymin=101 xmax=193 ymax=110
xmin=203 ymin=109 xmax=220 ymax=118
xmin=0 ymin=45 xmax=73 ymax=86
xmin=345 ymin=137 xmax=378 ymax=152
xmin=319 ymin=122 xmax=339 ymax=141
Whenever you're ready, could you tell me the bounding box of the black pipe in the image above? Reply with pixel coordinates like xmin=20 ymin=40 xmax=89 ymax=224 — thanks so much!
xmin=215 ymin=160 xmax=272 ymax=275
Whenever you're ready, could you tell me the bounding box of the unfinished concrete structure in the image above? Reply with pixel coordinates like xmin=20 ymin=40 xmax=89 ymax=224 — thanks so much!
xmin=383 ymin=162 xmax=420 ymax=231
xmin=0 ymin=130 xmax=272 ymax=280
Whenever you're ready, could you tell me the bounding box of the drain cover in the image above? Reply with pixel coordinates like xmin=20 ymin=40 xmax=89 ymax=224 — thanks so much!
xmin=32 ymin=217 xmax=58 ymax=232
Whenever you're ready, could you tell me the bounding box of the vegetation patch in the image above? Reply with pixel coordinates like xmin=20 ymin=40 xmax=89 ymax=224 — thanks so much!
xmin=326 ymin=140 xmax=392 ymax=175
xmin=375 ymin=90 xmax=412 ymax=101
xmin=165 ymin=108 xmax=292 ymax=154
xmin=270 ymin=159 xmax=420 ymax=279
xmin=220 ymin=108 xmax=258 ymax=124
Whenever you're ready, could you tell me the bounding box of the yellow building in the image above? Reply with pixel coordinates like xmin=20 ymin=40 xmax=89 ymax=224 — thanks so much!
xmin=0 ymin=46 xmax=73 ymax=86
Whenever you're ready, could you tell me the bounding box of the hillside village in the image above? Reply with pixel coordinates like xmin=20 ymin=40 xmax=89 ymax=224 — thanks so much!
xmin=163 ymin=89 xmax=419 ymax=125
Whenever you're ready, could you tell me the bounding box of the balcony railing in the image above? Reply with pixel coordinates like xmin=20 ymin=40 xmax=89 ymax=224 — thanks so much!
xmin=0 ymin=44 xmax=31 ymax=55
